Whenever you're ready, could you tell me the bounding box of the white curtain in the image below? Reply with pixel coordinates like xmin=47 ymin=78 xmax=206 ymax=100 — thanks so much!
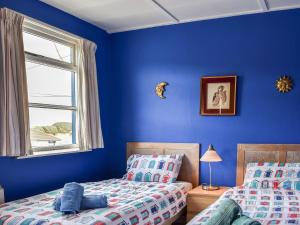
xmin=0 ymin=8 xmax=31 ymax=156
xmin=78 ymin=39 xmax=104 ymax=150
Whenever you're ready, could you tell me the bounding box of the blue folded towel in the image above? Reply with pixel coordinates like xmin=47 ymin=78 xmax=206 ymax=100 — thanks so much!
xmin=200 ymin=199 xmax=242 ymax=225
xmin=81 ymin=195 xmax=108 ymax=209
xmin=59 ymin=182 xmax=84 ymax=214
xmin=54 ymin=194 xmax=108 ymax=211
xmin=232 ymin=215 xmax=261 ymax=225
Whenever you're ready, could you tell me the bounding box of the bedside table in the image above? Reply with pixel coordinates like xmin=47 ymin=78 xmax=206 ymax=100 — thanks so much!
xmin=187 ymin=185 xmax=230 ymax=222
xmin=0 ymin=186 xmax=4 ymax=204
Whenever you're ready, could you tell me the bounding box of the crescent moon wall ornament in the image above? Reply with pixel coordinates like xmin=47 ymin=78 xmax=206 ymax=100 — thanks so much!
xmin=276 ymin=76 xmax=293 ymax=93
xmin=155 ymin=82 xmax=168 ymax=99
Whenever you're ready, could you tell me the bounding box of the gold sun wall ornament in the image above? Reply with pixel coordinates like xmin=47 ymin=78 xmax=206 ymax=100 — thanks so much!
xmin=155 ymin=82 xmax=168 ymax=99
xmin=276 ymin=76 xmax=293 ymax=93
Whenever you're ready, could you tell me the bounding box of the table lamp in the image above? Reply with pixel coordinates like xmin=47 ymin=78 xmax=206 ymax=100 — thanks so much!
xmin=200 ymin=144 xmax=222 ymax=191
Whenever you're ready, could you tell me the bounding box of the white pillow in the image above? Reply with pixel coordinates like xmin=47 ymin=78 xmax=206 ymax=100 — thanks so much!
xmin=243 ymin=162 xmax=300 ymax=190
xmin=125 ymin=154 xmax=184 ymax=183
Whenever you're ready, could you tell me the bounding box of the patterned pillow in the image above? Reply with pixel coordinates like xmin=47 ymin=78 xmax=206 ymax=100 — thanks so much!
xmin=125 ymin=154 xmax=184 ymax=183
xmin=243 ymin=162 xmax=300 ymax=190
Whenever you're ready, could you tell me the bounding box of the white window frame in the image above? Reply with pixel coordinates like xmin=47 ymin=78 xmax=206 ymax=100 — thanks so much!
xmin=23 ymin=19 xmax=80 ymax=155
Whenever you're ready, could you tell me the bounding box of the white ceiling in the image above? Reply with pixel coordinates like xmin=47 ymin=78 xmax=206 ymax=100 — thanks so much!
xmin=40 ymin=0 xmax=300 ymax=33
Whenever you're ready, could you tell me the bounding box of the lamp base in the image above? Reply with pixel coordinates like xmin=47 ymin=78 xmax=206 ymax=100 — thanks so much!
xmin=202 ymin=185 xmax=220 ymax=191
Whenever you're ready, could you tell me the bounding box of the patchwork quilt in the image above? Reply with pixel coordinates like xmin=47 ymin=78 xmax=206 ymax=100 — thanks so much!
xmin=0 ymin=179 xmax=192 ymax=225
xmin=188 ymin=186 xmax=300 ymax=225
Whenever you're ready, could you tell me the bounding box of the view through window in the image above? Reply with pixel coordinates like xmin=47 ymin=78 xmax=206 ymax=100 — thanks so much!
xmin=23 ymin=22 xmax=79 ymax=154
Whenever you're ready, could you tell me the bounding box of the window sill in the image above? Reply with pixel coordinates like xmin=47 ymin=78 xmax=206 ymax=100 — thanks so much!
xmin=17 ymin=148 xmax=91 ymax=159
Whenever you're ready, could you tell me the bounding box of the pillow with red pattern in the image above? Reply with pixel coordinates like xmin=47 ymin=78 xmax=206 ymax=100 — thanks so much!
xmin=243 ymin=162 xmax=300 ymax=190
xmin=125 ymin=154 xmax=184 ymax=183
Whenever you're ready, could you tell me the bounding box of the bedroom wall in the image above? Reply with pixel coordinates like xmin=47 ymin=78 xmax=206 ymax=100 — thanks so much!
xmin=110 ymin=9 xmax=300 ymax=187
xmin=1 ymin=1 xmax=300 ymax=201
xmin=0 ymin=0 xmax=113 ymax=201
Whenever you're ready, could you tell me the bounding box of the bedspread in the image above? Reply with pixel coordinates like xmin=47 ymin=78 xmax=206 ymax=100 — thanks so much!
xmin=188 ymin=186 xmax=300 ymax=225
xmin=0 ymin=179 xmax=192 ymax=225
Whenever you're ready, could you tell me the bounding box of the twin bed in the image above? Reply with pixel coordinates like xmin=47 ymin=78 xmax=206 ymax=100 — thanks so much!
xmin=0 ymin=142 xmax=200 ymax=225
xmin=188 ymin=144 xmax=300 ymax=225
xmin=1 ymin=143 xmax=300 ymax=225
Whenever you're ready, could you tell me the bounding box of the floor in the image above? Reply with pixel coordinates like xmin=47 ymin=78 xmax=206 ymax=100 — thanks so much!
xmin=173 ymin=214 xmax=187 ymax=225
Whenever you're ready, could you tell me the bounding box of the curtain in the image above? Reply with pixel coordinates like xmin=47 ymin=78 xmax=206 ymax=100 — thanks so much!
xmin=0 ymin=8 xmax=31 ymax=156
xmin=78 ymin=39 xmax=104 ymax=150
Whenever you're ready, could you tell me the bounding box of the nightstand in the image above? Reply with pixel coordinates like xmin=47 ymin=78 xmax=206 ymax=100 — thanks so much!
xmin=0 ymin=186 xmax=4 ymax=204
xmin=187 ymin=185 xmax=230 ymax=222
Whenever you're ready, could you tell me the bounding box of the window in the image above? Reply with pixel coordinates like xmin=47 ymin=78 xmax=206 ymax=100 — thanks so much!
xmin=23 ymin=20 xmax=80 ymax=155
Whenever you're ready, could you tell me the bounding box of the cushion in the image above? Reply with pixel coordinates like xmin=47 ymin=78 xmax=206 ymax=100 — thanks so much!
xmin=125 ymin=154 xmax=184 ymax=183
xmin=243 ymin=162 xmax=300 ymax=190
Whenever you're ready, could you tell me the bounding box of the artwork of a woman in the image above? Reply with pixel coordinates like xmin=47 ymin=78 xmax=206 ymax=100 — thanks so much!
xmin=200 ymin=76 xmax=236 ymax=115
xmin=212 ymin=85 xmax=227 ymax=107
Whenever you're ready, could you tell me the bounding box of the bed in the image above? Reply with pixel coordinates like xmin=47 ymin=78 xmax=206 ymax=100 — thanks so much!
xmin=0 ymin=142 xmax=199 ymax=225
xmin=188 ymin=144 xmax=300 ymax=225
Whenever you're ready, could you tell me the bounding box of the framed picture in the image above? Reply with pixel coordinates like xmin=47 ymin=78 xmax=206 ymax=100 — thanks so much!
xmin=200 ymin=75 xmax=237 ymax=116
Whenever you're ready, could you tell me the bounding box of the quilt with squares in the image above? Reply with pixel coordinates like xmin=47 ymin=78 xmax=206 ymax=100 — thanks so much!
xmin=0 ymin=179 xmax=192 ymax=225
xmin=188 ymin=186 xmax=300 ymax=225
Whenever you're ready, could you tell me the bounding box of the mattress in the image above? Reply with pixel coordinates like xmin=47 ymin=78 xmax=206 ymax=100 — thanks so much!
xmin=188 ymin=186 xmax=300 ymax=225
xmin=0 ymin=178 xmax=192 ymax=225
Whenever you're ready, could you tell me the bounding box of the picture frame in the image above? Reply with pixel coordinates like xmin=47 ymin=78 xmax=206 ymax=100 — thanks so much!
xmin=200 ymin=75 xmax=237 ymax=116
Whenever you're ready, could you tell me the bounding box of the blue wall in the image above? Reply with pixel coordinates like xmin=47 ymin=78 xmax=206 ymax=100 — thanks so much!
xmin=1 ymin=0 xmax=300 ymax=200
xmin=0 ymin=0 xmax=113 ymax=201
xmin=110 ymin=9 xmax=300 ymax=187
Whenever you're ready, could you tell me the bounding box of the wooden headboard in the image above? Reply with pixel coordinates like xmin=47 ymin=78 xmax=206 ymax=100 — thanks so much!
xmin=236 ymin=144 xmax=300 ymax=185
xmin=127 ymin=142 xmax=200 ymax=187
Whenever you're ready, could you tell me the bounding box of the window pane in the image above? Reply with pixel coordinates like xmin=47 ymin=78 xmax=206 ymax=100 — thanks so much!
xmin=29 ymin=108 xmax=76 ymax=148
xmin=26 ymin=61 xmax=75 ymax=106
xmin=23 ymin=32 xmax=72 ymax=63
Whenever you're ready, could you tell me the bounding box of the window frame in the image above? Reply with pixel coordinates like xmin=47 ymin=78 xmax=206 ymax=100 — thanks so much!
xmin=23 ymin=19 xmax=80 ymax=155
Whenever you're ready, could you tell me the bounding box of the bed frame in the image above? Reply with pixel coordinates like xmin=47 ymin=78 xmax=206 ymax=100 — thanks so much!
xmin=236 ymin=144 xmax=300 ymax=186
xmin=127 ymin=142 xmax=200 ymax=225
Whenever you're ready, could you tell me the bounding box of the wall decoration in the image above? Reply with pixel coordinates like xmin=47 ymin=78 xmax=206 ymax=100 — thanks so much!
xmin=276 ymin=76 xmax=293 ymax=93
xmin=155 ymin=82 xmax=168 ymax=99
xmin=200 ymin=76 xmax=237 ymax=116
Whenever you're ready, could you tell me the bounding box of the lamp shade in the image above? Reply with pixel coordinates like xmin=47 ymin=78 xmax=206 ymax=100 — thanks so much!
xmin=200 ymin=144 xmax=222 ymax=162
